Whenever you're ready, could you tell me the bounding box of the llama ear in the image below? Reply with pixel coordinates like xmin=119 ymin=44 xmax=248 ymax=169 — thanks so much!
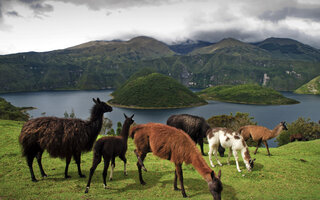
xmin=130 ymin=114 xmax=134 ymax=119
xmin=97 ymin=98 xmax=101 ymax=103
xmin=218 ymin=170 xmax=222 ymax=180
xmin=93 ymin=98 xmax=97 ymax=104
xmin=124 ymin=113 xmax=128 ymax=119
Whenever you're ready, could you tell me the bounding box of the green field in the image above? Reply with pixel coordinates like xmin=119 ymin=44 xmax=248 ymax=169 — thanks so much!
xmin=1 ymin=119 xmax=319 ymax=199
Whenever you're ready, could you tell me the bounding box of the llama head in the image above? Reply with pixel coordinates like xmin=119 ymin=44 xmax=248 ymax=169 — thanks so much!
xmin=124 ymin=113 xmax=134 ymax=125
xmin=247 ymin=158 xmax=256 ymax=171
xmin=280 ymin=121 xmax=288 ymax=130
xmin=93 ymin=98 xmax=113 ymax=113
xmin=208 ymin=170 xmax=223 ymax=200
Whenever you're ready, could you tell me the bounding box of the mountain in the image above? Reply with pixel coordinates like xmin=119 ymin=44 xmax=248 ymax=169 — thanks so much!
xmin=189 ymin=38 xmax=272 ymax=59
xmin=0 ymin=36 xmax=319 ymax=93
xmin=169 ymin=40 xmax=213 ymax=54
xmin=196 ymin=84 xmax=299 ymax=105
xmin=294 ymin=75 xmax=320 ymax=95
xmin=253 ymin=37 xmax=320 ymax=61
xmin=0 ymin=97 xmax=30 ymax=121
xmin=108 ymin=73 xmax=207 ymax=108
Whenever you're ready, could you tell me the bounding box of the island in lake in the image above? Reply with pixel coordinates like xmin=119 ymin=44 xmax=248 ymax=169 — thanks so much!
xmin=108 ymin=72 xmax=207 ymax=109
xmin=196 ymin=84 xmax=299 ymax=105
xmin=294 ymin=75 xmax=320 ymax=95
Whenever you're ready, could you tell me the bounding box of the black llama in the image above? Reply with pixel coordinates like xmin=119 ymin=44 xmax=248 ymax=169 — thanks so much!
xmin=19 ymin=98 xmax=112 ymax=182
xmin=167 ymin=114 xmax=225 ymax=156
xmin=85 ymin=114 xmax=134 ymax=193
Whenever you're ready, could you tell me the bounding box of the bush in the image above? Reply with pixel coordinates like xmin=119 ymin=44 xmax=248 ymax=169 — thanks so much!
xmin=207 ymin=112 xmax=257 ymax=146
xmin=276 ymin=117 xmax=320 ymax=146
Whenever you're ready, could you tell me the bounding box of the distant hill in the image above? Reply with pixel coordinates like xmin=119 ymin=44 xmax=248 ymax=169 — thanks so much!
xmin=169 ymin=40 xmax=213 ymax=54
xmin=0 ymin=36 xmax=319 ymax=93
xmin=253 ymin=37 xmax=320 ymax=61
xmin=294 ymin=75 xmax=320 ymax=95
xmin=196 ymin=84 xmax=299 ymax=105
xmin=108 ymin=73 xmax=207 ymax=108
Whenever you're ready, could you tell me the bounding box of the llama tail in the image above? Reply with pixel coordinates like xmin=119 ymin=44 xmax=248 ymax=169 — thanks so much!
xmin=129 ymin=124 xmax=144 ymax=139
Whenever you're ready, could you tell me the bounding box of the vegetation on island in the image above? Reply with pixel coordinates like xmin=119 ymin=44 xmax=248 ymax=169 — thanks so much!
xmin=109 ymin=72 xmax=207 ymax=108
xmin=294 ymin=75 xmax=320 ymax=95
xmin=197 ymin=84 xmax=300 ymax=105
xmin=1 ymin=119 xmax=319 ymax=200
xmin=0 ymin=97 xmax=30 ymax=121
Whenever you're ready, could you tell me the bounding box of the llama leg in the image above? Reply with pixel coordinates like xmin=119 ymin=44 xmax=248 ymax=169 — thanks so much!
xmin=198 ymin=137 xmax=206 ymax=156
xmin=175 ymin=163 xmax=187 ymax=198
xmin=254 ymin=139 xmax=262 ymax=154
xmin=227 ymin=147 xmax=232 ymax=165
xmin=119 ymin=155 xmax=128 ymax=176
xmin=36 ymin=150 xmax=47 ymax=177
xmin=136 ymin=152 xmax=147 ymax=185
xmin=263 ymin=141 xmax=271 ymax=156
xmin=214 ymin=147 xmax=222 ymax=166
xmin=174 ymin=169 xmax=180 ymax=191
xmin=208 ymin=146 xmax=215 ymax=167
xmin=232 ymin=150 xmax=241 ymax=172
xmin=84 ymin=155 xmax=102 ymax=193
xmin=27 ymin=153 xmax=37 ymax=182
xmin=65 ymin=155 xmax=72 ymax=179
xmin=134 ymin=149 xmax=147 ymax=172
xmin=74 ymin=152 xmax=85 ymax=178
xmin=109 ymin=157 xmax=115 ymax=181
xmin=103 ymin=158 xmax=110 ymax=188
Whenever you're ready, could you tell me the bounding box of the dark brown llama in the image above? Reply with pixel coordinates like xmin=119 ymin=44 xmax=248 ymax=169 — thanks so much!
xmin=19 ymin=98 xmax=112 ymax=182
xmin=85 ymin=114 xmax=134 ymax=193
xmin=130 ymin=123 xmax=223 ymax=200
xmin=167 ymin=114 xmax=225 ymax=157
xmin=290 ymin=133 xmax=307 ymax=142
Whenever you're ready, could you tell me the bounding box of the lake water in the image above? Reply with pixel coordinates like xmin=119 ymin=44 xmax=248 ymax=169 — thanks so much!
xmin=1 ymin=90 xmax=319 ymax=147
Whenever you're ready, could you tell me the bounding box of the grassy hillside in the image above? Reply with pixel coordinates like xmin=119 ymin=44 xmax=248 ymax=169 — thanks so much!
xmin=1 ymin=119 xmax=319 ymax=200
xmin=294 ymin=75 xmax=320 ymax=95
xmin=0 ymin=37 xmax=319 ymax=93
xmin=0 ymin=97 xmax=30 ymax=121
xmin=109 ymin=73 xmax=207 ymax=108
xmin=197 ymin=84 xmax=299 ymax=105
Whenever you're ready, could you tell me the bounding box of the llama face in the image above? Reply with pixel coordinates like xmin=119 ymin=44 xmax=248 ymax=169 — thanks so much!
xmin=93 ymin=98 xmax=113 ymax=113
xmin=281 ymin=121 xmax=288 ymax=130
xmin=209 ymin=171 xmax=223 ymax=200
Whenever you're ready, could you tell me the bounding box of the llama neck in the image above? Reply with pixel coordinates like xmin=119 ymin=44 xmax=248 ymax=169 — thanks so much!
xmin=191 ymin=153 xmax=214 ymax=183
xmin=88 ymin=106 xmax=104 ymax=135
xmin=241 ymin=147 xmax=251 ymax=165
xmin=120 ymin=122 xmax=131 ymax=141
xmin=271 ymin=124 xmax=283 ymax=138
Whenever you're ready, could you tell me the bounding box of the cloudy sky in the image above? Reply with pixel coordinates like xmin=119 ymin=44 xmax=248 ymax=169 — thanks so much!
xmin=0 ymin=0 xmax=319 ymax=54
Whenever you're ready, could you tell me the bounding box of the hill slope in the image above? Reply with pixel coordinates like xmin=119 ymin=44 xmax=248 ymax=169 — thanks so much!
xmin=197 ymin=84 xmax=299 ymax=105
xmin=294 ymin=75 xmax=320 ymax=95
xmin=109 ymin=73 xmax=207 ymax=108
xmin=0 ymin=119 xmax=319 ymax=200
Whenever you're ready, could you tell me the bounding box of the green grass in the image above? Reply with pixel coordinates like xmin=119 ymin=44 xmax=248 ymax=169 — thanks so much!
xmin=1 ymin=119 xmax=320 ymax=199
xmin=294 ymin=75 xmax=320 ymax=95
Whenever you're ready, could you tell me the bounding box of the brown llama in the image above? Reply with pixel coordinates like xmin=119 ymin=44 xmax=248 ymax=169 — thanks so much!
xmin=239 ymin=121 xmax=288 ymax=156
xmin=85 ymin=114 xmax=134 ymax=193
xmin=290 ymin=133 xmax=307 ymax=142
xmin=130 ymin=123 xmax=223 ymax=199
xmin=167 ymin=114 xmax=225 ymax=157
xmin=19 ymin=98 xmax=112 ymax=182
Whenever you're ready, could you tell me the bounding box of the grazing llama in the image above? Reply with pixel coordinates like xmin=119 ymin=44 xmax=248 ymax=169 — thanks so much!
xmin=290 ymin=133 xmax=307 ymax=142
xmin=85 ymin=114 xmax=134 ymax=193
xmin=207 ymin=128 xmax=255 ymax=172
xmin=19 ymin=98 xmax=112 ymax=182
xmin=130 ymin=123 xmax=223 ymax=199
xmin=167 ymin=114 xmax=225 ymax=156
xmin=239 ymin=122 xmax=288 ymax=156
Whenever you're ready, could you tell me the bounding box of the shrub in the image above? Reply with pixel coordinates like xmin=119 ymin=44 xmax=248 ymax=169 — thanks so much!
xmin=276 ymin=117 xmax=320 ymax=146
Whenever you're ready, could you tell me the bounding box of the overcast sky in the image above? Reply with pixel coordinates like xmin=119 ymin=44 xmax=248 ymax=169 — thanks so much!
xmin=0 ymin=0 xmax=319 ymax=55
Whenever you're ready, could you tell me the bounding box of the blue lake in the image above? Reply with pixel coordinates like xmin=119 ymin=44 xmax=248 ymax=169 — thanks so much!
xmin=1 ymin=90 xmax=319 ymax=147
